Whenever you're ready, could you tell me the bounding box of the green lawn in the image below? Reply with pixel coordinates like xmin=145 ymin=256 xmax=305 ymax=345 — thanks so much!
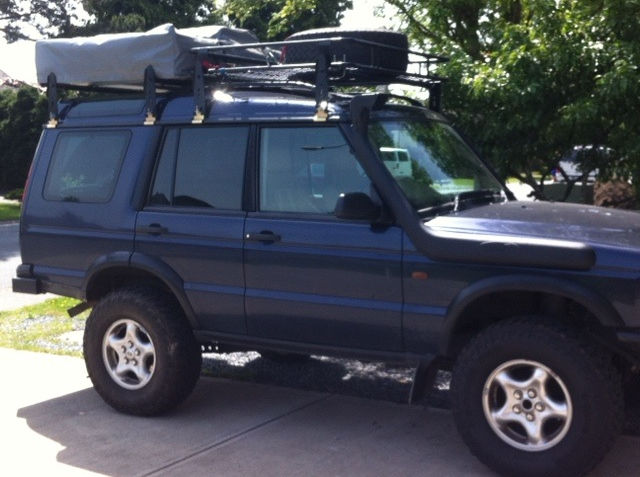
xmin=0 ymin=202 xmax=21 ymax=221
xmin=0 ymin=297 xmax=86 ymax=357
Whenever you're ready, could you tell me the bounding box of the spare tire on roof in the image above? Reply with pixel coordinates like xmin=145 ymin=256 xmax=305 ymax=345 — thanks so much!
xmin=282 ymin=28 xmax=409 ymax=72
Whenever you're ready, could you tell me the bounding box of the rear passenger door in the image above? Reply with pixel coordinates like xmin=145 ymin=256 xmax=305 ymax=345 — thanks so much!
xmin=244 ymin=125 xmax=404 ymax=352
xmin=134 ymin=125 xmax=249 ymax=334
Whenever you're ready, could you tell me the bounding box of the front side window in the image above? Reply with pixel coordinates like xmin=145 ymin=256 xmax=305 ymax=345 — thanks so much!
xmin=259 ymin=126 xmax=370 ymax=214
xmin=368 ymin=116 xmax=506 ymax=215
xmin=149 ymin=126 xmax=249 ymax=209
xmin=44 ymin=130 xmax=130 ymax=203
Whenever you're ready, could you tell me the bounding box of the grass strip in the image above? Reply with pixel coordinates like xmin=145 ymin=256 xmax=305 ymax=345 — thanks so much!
xmin=0 ymin=297 xmax=86 ymax=357
xmin=0 ymin=202 xmax=21 ymax=221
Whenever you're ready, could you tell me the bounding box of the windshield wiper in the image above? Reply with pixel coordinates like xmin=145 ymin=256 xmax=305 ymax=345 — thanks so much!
xmin=454 ymin=189 xmax=503 ymax=211
xmin=419 ymin=189 xmax=503 ymax=218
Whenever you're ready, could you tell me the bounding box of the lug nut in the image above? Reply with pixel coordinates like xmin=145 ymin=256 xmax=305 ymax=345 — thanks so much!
xmin=526 ymin=413 xmax=534 ymax=422
xmin=514 ymin=390 xmax=523 ymax=400
xmin=535 ymin=403 xmax=545 ymax=412
xmin=528 ymin=389 xmax=537 ymax=399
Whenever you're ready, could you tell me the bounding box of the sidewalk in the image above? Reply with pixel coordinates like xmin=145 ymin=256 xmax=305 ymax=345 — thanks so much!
xmin=0 ymin=288 xmax=53 ymax=310
xmin=2 ymin=348 xmax=640 ymax=477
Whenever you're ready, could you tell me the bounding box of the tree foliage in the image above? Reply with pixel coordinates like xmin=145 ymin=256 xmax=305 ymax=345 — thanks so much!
xmin=0 ymin=87 xmax=48 ymax=190
xmin=0 ymin=0 xmax=80 ymax=41
xmin=76 ymin=0 xmax=222 ymax=35
xmin=58 ymin=0 xmax=351 ymax=39
xmin=223 ymin=0 xmax=353 ymax=40
xmin=387 ymin=0 xmax=640 ymax=199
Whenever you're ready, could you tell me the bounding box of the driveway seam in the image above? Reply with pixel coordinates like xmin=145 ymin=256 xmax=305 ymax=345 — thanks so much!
xmin=138 ymin=393 xmax=334 ymax=477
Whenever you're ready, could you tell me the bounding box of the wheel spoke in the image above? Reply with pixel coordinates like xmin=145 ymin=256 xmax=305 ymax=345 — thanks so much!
xmin=102 ymin=319 xmax=156 ymax=390
xmin=483 ymin=359 xmax=573 ymax=452
xmin=521 ymin=417 xmax=545 ymax=446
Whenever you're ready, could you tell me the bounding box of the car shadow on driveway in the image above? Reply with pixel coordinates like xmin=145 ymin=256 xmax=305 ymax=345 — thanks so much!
xmin=14 ymin=374 xmax=497 ymax=477
xmin=12 ymin=374 xmax=640 ymax=477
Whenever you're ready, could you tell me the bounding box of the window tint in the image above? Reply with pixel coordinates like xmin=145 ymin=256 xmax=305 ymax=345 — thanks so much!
xmin=260 ymin=126 xmax=369 ymax=213
xmin=44 ymin=130 xmax=130 ymax=203
xmin=149 ymin=126 xmax=249 ymax=210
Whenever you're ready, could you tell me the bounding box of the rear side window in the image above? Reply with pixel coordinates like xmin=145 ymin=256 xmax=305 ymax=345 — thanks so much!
xmin=43 ymin=130 xmax=130 ymax=203
xmin=148 ymin=126 xmax=249 ymax=210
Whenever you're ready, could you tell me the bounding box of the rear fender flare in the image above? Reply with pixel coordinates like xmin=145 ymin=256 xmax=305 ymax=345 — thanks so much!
xmin=83 ymin=252 xmax=199 ymax=328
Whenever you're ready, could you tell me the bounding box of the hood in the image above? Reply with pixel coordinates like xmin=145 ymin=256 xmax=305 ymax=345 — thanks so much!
xmin=427 ymin=201 xmax=640 ymax=250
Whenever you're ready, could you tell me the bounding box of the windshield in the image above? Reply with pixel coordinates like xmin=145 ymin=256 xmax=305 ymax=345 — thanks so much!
xmin=368 ymin=117 xmax=507 ymax=216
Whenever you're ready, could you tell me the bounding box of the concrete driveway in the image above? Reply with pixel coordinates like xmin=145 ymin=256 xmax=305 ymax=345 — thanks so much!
xmin=2 ymin=347 xmax=640 ymax=477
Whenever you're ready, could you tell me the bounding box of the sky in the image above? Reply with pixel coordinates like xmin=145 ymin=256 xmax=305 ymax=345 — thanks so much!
xmin=0 ymin=0 xmax=391 ymax=86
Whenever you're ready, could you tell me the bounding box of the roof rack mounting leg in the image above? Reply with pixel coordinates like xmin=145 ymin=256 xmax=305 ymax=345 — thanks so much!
xmin=314 ymin=42 xmax=331 ymax=122
xmin=144 ymin=65 xmax=157 ymax=125
xmin=46 ymin=73 xmax=58 ymax=128
xmin=192 ymin=51 xmax=206 ymax=124
xmin=428 ymin=82 xmax=443 ymax=112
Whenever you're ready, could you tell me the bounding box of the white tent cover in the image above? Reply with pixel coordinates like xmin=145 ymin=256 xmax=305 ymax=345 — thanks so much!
xmin=35 ymin=23 xmax=263 ymax=86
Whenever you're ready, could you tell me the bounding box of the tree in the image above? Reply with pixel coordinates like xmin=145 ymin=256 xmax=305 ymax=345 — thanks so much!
xmin=0 ymin=87 xmax=48 ymax=190
xmin=386 ymin=0 xmax=640 ymax=201
xmin=223 ymin=0 xmax=353 ymax=40
xmin=69 ymin=0 xmax=352 ymax=38
xmin=70 ymin=0 xmax=223 ymax=35
xmin=0 ymin=0 xmax=79 ymax=41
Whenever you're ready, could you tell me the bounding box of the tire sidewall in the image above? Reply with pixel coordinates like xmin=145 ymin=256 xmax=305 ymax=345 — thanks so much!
xmin=84 ymin=289 xmax=200 ymax=415
xmin=450 ymin=320 xmax=619 ymax=476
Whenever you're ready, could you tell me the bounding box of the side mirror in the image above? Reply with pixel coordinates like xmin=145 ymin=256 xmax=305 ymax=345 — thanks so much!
xmin=334 ymin=192 xmax=381 ymax=221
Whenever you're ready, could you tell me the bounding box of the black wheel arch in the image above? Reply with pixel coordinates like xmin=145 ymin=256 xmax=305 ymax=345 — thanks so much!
xmin=440 ymin=274 xmax=624 ymax=358
xmin=82 ymin=251 xmax=200 ymax=328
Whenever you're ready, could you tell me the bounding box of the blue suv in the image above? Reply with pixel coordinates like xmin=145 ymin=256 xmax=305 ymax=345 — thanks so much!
xmin=13 ymin=26 xmax=640 ymax=477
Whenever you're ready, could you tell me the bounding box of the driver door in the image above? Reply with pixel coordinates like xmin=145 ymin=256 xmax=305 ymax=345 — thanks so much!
xmin=244 ymin=125 xmax=404 ymax=352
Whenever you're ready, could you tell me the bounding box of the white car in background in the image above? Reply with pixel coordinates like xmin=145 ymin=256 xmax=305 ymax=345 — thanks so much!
xmin=556 ymin=145 xmax=607 ymax=182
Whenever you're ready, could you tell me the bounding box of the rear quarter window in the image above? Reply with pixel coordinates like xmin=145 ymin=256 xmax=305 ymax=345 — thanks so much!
xmin=43 ymin=130 xmax=131 ymax=203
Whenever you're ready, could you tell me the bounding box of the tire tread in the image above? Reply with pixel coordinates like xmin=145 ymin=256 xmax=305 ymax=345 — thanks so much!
xmin=450 ymin=316 xmax=622 ymax=477
xmin=84 ymin=288 xmax=202 ymax=416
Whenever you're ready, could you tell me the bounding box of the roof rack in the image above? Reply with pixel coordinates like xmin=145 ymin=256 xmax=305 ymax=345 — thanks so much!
xmin=194 ymin=36 xmax=447 ymax=120
xmin=45 ymin=34 xmax=448 ymax=126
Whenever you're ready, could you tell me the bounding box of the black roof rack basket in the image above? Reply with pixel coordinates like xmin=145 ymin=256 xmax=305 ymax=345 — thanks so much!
xmin=45 ymin=33 xmax=448 ymax=125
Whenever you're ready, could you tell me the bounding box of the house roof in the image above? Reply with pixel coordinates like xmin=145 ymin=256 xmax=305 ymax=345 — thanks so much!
xmin=0 ymin=68 xmax=28 ymax=90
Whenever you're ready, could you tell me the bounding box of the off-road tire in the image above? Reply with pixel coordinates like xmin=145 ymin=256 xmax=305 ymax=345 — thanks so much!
xmin=84 ymin=288 xmax=202 ymax=416
xmin=283 ymin=28 xmax=409 ymax=72
xmin=450 ymin=317 xmax=623 ymax=477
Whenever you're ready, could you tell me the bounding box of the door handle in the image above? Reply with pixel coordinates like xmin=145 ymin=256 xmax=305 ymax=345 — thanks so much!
xmin=136 ymin=224 xmax=168 ymax=236
xmin=245 ymin=232 xmax=281 ymax=243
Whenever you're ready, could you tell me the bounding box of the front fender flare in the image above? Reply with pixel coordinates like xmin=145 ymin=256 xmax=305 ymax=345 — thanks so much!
xmin=439 ymin=274 xmax=624 ymax=356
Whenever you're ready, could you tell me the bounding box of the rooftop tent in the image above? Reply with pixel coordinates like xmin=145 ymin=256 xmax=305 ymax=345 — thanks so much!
xmin=35 ymin=23 xmax=271 ymax=87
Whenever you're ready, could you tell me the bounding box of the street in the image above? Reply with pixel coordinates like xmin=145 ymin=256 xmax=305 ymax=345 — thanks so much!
xmin=0 ymin=221 xmax=51 ymax=309
xmin=0 ymin=222 xmax=20 ymax=293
